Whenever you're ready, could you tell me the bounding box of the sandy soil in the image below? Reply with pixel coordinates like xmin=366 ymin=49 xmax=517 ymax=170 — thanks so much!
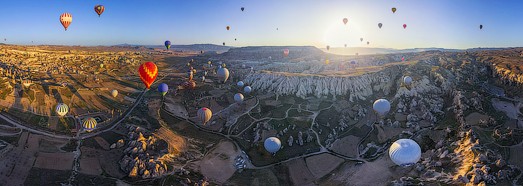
xmin=153 ymin=127 xmax=186 ymax=154
xmin=94 ymin=136 xmax=110 ymax=150
xmin=329 ymin=155 xmax=407 ymax=185
xmin=164 ymin=98 xmax=188 ymax=119
xmin=305 ymin=153 xmax=344 ymax=179
xmin=330 ymin=135 xmax=360 ymax=157
xmin=376 ymin=125 xmax=406 ymax=144
xmin=34 ymin=152 xmax=74 ymax=170
xmin=286 ymin=158 xmax=316 ymax=185
xmin=199 ymin=140 xmax=239 ymax=184
xmin=0 ymin=132 xmax=38 ymax=186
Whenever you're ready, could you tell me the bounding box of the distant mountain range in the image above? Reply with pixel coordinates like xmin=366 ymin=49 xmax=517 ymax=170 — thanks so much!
xmin=113 ymin=44 xmax=231 ymax=53
xmin=323 ymin=47 xmax=463 ymax=55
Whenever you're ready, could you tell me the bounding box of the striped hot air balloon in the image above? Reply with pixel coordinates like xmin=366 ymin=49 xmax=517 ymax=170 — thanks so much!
xmin=389 ymin=139 xmax=421 ymax=166
xmin=138 ymin=62 xmax=158 ymax=89
xmin=197 ymin=107 xmax=212 ymax=125
xmin=82 ymin=117 xmax=97 ymax=132
xmin=60 ymin=13 xmax=73 ymax=31
xmin=56 ymin=103 xmax=69 ymax=117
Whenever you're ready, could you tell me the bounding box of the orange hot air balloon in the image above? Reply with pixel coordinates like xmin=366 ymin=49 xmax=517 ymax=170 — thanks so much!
xmin=60 ymin=13 xmax=72 ymax=31
xmin=403 ymin=24 xmax=407 ymax=29
xmin=94 ymin=5 xmax=105 ymax=17
xmin=138 ymin=62 xmax=158 ymax=89
xmin=226 ymin=26 xmax=230 ymax=30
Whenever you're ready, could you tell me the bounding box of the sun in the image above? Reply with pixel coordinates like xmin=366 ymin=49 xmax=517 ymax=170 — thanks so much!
xmin=323 ymin=20 xmax=366 ymax=48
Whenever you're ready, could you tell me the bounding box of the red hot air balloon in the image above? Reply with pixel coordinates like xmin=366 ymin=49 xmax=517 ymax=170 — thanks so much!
xmin=403 ymin=24 xmax=407 ymax=29
xmin=138 ymin=62 xmax=158 ymax=89
xmin=60 ymin=13 xmax=72 ymax=31
xmin=343 ymin=18 xmax=348 ymax=25
xmin=94 ymin=5 xmax=105 ymax=17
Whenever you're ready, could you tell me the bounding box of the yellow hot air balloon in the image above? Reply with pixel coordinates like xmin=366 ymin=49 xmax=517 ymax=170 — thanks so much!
xmin=56 ymin=103 xmax=69 ymax=117
xmin=83 ymin=117 xmax=97 ymax=132
xmin=197 ymin=107 xmax=212 ymax=125
xmin=111 ymin=90 xmax=118 ymax=98
xmin=325 ymin=59 xmax=330 ymax=65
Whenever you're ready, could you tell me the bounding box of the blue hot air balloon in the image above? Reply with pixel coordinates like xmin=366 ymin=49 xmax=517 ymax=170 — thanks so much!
xmin=264 ymin=137 xmax=281 ymax=154
xmin=164 ymin=40 xmax=171 ymax=50
xmin=158 ymin=83 xmax=168 ymax=96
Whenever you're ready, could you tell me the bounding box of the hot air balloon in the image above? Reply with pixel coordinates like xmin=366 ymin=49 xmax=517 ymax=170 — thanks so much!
xmin=403 ymin=24 xmax=407 ymax=29
xmin=138 ymin=62 xmax=158 ymax=89
xmin=264 ymin=137 xmax=281 ymax=154
xmin=201 ymin=76 xmax=206 ymax=82
xmin=94 ymin=5 xmax=105 ymax=17
xmin=187 ymin=70 xmax=194 ymax=81
xmin=403 ymin=76 xmax=412 ymax=85
xmin=56 ymin=103 xmax=69 ymax=117
xmin=83 ymin=117 xmax=97 ymax=131
xmin=234 ymin=93 xmax=244 ymax=103
xmin=60 ymin=13 xmax=73 ymax=31
xmin=344 ymin=44 xmax=347 ymax=48
xmin=325 ymin=59 xmax=330 ymax=65
xmin=367 ymin=41 xmax=370 ymax=45
xmin=223 ymin=42 xmax=226 ymax=46
xmin=158 ymin=83 xmax=168 ymax=96
xmin=226 ymin=26 xmax=230 ymax=30
xmin=244 ymin=86 xmax=252 ymax=93
xmin=378 ymin=23 xmax=383 ymax=29
xmin=100 ymin=64 xmax=104 ymax=68
xmin=165 ymin=40 xmax=171 ymax=50
xmin=326 ymin=45 xmax=330 ymax=50
xmin=283 ymin=49 xmax=289 ymax=57
xmin=389 ymin=139 xmax=421 ymax=166
xmin=235 ymin=38 xmax=237 ymax=41
xmin=392 ymin=7 xmax=397 ymax=13
xmin=373 ymin=99 xmax=391 ymax=117
xmin=217 ymin=67 xmax=229 ymax=83
xmin=360 ymin=38 xmax=363 ymax=42
xmin=197 ymin=107 xmax=212 ymax=125
xmin=479 ymin=25 xmax=483 ymax=29
xmin=343 ymin=18 xmax=348 ymax=25
xmin=237 ymin=81 xmax=244 ymax=87
xmin=111 ymin=90 xmax=118 ymax=98
xmin=241 ymin=7 xmax=245 ymax=11
xmin=401 ymin=56 xmax=405 ymax=61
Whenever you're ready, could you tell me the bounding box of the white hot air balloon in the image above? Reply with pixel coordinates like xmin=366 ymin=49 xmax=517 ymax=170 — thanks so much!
xmin=111 ymin=90 xmax=118 ymax=98
xmin=389 ymin=139 xmax=421 ymax=166
xmin=56 ymin=103 xmax=69 ymax=117
xmin=234 ymin=93 xmax=244 ymax=103
xmin=264 ymin=137 xmax=282 ymax=154
xmin=243 ymin=86 xmax=252 ymax=94
xmin=237 ymin=81 xmax=244 ymax=88
xmin=201 ymin=76 xmax=206 ymax=82
xmin=373 ymin=99 xmax=391 ymax=117
xmin=217 ymin=67 xmax=230 ymax=83
xmin=403 ymin=76 xmax=413 ymax=86
xmin=197 ymin=107 xmax=212 ymax=125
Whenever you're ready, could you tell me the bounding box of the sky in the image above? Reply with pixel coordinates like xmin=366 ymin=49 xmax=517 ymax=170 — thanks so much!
xmin=1 ymin=0 xmax=523 ymax=49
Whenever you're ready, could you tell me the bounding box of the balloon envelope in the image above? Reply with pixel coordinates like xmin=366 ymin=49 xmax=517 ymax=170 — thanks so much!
xmin=165 ymin=40 xmax=171 ymax=50
xmin=479 ymin=25 xmax=483 ymax=29
xmin=389 ymin=139 xmax=421 ymax=166
xmin=373 ymin=99 xmax=391 ymax=116
xmin=138 ymin=62 xmax=158 ymax=89
xmin=237 ymin=81 xmax=244 ymax=87
xmin=264 ymin=137 xmax=281 ymax=153
xmin=111 ymin=90 xmax=118 ymax=98
xmin=94 ymin=5 xmax=105 ymax=17
xmin=392 ymin=7 xmax=397 ymax=13
xmin=197 ymin=107 xmax=212 ymax=125
xmin=360 ymin=38 xmax=363 ymax=42
xmin=158 ymin=83 xmax=168 ymax=96
xmin=343 ymin=18 xmax=348 ymax=25
xmin=283 ymin=49 xmax=289 ymax=57
xmin=83 ymin=117 xmax=97 ymax=131
xmin=56 ymin=103 xmax=69 ymax=117
xmin=403 ymin=24 xmax=407 ymax=29
xmin=234 ymin=93 xmax=244 ymax=103
xmin=60 ymin=13 xmax=72 ymax=31
xmin=403 ymin=76 xmax=412 ymax=85
xmin=217 ymin=68 xmax=230 ymax=83
xmin=378 ymin=23 xmax=383 ymax=28
xmin=241 ymin=7 xmax=244 ymax=11
xmin=244 ymin=86 xmax=252 ymax=93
